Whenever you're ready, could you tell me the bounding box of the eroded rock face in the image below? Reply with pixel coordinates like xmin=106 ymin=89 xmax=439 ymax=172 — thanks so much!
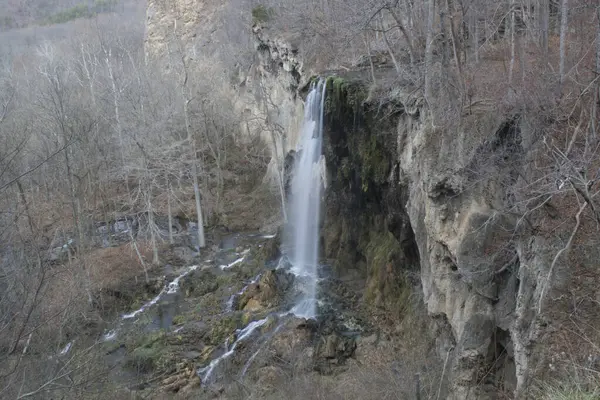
xmin=397 ymin=110 xmax=531 ymax=399
xmin=237 ymin=269 xmax=294 ymax=311
xmin=320 ymin=81 xmax=556 ymax=399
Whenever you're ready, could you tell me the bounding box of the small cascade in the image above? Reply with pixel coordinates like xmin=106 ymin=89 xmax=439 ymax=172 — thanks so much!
xmin=240 ymin=320 xmax=287 ymax=377
xmin=59 ymin=341 xmax=73 ymax=355
xmin=286 ymin=79 xmax=327 ymax=319
xmin=102 ymin=264 xmax=201 ymax=341
xmin=219 ymin=248 xmax=250 ymax=270
xmin=198 ymin=317 xmax=269 ymax=385
xmin=225 ymin=273 xmax=261 ymax=312
xmin=122 ymin=265 xmax=198 ymax=319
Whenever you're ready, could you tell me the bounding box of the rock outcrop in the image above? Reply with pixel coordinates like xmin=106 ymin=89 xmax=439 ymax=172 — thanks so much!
xmin=318 ymin=78 xmax=574 ymax=399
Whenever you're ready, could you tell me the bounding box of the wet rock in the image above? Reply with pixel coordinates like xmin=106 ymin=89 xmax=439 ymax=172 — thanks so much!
xmin=314 ymin=333 xmax=357 ymax=374
xmin=237 ymin=269 xmax=294 ymax=311
xmin=256 ymin=236 xmax=281 ymax=262
xmin=181 ymin=350 xmax=202 ymax=361
xmin=180 ymin=269 xmax=219 ymax=297
xmin=243 ymin=299 xmax=263 ymax=312
xmin=159 ymin=363 xmax=200 ymax=394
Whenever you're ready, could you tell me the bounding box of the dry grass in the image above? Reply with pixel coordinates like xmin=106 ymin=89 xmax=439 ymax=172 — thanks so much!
xmin=86 ymin=242 xmax=156 ymax=290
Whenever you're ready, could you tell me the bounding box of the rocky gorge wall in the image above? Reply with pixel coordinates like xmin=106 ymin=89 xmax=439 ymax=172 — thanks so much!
xmin=317 ymin=77 xmax=581 ymax=399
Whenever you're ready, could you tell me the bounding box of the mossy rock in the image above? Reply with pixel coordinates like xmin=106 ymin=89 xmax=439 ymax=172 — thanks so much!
xmin=172 ymin=314 xmax=187 ymax=326
xmin=235 ymin=239 xmax=281 ymax=281
xmin=125 ymin=331 xmax=171 ymax=373
xmin=125 ymin=347 xmax=166 ymax=373
xmin=205 ymin=314 xmax=244 ymax=346
xmin=236 ymin=269 xmax=294 ymax=311
xmin=364 ymin=231 xmax=411 ymax=318
xmin=198 ymin=294 xmax=221 ymax=316
xmin=252 ymin=5 xmax=274 ymax=24
xmin=324 ymin=76 xmax=368 ymax=118
xmin=181 ymin=270 xmax=219 ymax=297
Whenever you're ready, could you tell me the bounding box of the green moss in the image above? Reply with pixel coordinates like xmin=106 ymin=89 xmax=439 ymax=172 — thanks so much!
xmin=323 ymin=75 xmax=368 ymax=125
xmin=126 ymin=347 xmax=161 ymax=372
xmin=364 ymin=231 xmax=411 ymax=318
xmin=207 ymin=314 xmax=243 ymax=346
xmin=42 ymin=0 xmax=118 ymax=25
xmin=172 ymin=314 xmax=186 ymax=326
xmin=261 ymin=315 xmax=277 ymax=332
xmin=252 ymin=5 xmax=274 ymax=24
xmin=216 ymin=274 xmax=233 ymax=287
xmin=357 ymin=133 xmax=390 ymax=185
xmin=125 ymin=331 xmax=171 ymax=373
xmin=241 ymin=312 xmax=253 ymax=326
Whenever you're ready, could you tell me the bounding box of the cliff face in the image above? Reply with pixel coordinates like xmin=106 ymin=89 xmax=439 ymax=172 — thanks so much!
xmin=318 ymin=79 xmax=570 ymax=398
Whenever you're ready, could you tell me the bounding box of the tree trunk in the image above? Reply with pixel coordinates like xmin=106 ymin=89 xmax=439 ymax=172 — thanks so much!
xmin=192 ymin=161 xmax=206 ymax=249
xmin=128 ymin=225 xmax=149 ymax=283
xmin=167 ymin=181 xmax=174 ymax=244
xmin=106 ymin=50 xmax=127 ymax=174
xmin=445 ymin=0 xmax=464 ymax=91
xmin=596 ymin=6 xmax=600 ymax=77
xmin=183 ymin=97 xmax=206 ymax=250
xmin=386 ymin=7 xmax=416 ymax=65
xmin=473 ymin=10 xmax=480 ymax=64
xmin=364 ymin=32 xmax=377 ymax=84
xmin=540 ymin=0 xmax=549 ymax=61
xmin=64 ymin=147 xmax=92 ymax=303
xmin=147 ymin=195 xmax=159 ymax=265
xmin=382 ymin=18 xmax=402 ymax=75
xmin=509 ymin=0 xmax=516 ymax=86
xmin=268 ymin=129 xmax=288 ymax=222
xmin=559 ymin=0 xmax=568 ymax=89
xmin=424 ymin=0 xmax=436 ymax=103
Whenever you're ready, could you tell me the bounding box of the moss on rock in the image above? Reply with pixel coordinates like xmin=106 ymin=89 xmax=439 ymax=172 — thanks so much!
xmin=364 ymin=231 xmax=411 ymax=318
xmin=205 ymin=314 xmax=243 ymax=346
xmin=125 ymin=331 xmax=172 ymax=373
xmin=320 ymin=74 xmax=418 ymax=320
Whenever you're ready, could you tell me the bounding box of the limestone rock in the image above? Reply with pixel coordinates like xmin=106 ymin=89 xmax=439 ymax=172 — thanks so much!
xmin=314 ymin=333 xmax=357 ymax=374
xmin=237 ymin=269 xmax=294 ymax=311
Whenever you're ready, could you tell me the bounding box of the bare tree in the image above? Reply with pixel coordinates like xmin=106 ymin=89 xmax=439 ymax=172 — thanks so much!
xmin=559 ymin=0 xmax=569 ymax=90
xmin=424 ymin=0 xmax=436 ymax=103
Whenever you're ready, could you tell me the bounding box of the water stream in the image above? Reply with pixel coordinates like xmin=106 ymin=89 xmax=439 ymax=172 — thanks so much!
xmin=286 ymin=79 xmax=327 ymax=319
xmin=197 ymin=317 xmax=270 ymax=384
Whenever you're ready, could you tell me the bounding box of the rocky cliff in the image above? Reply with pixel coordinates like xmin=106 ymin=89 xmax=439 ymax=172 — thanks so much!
xmin=318 ymin=75 xmax=600 ymax=398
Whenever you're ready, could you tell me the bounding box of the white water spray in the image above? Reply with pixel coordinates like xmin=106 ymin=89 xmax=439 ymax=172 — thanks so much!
xmin=197 ymin=317 xmax=269 ymax=384
xmin=287 ymin=79 xmax=327 ymax=319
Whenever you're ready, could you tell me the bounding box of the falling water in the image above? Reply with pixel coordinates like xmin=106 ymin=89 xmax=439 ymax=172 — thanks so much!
xmin=287 ymin=79 xmax=327 ymax=319
xmin=197 ymin=317 xmax=269 ymax=384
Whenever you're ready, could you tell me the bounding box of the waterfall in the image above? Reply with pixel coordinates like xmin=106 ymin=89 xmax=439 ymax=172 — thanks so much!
xmin=287 ymin=79 xmax=327 ymax=319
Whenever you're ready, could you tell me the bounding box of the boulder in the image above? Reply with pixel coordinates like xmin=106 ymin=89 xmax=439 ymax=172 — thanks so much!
xmin=237 ymin=269 xmax=294 ymax=311
xmin=180 ymin=270 xmax=219 ymax=297
xmin=314 ymin=333 xmax=357 ymax=374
